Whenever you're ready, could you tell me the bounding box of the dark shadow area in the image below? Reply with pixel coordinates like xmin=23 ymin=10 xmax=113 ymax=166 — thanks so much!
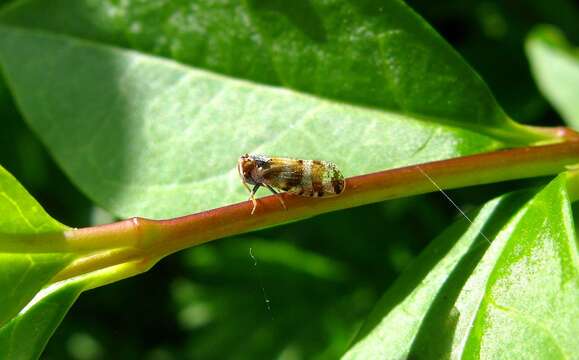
xmin=46 ymin=257 xmax=184 ymax=360
xmin=406 ymin=0 xmax=579 ymax=122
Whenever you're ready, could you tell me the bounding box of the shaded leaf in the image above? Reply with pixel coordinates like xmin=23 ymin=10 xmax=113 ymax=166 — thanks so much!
xmin=345 ymin=174 xmax=579 ymax=359
xmin=527 ymin=25 xmax=579 ymax=128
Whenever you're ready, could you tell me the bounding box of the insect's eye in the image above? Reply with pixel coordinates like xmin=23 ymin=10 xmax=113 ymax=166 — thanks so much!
xmin=240 ymin=159 xmax=256 ymax=175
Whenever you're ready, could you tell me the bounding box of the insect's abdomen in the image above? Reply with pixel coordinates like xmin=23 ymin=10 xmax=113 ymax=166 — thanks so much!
xmin=291 ymin=160 xmax=345 ymax=197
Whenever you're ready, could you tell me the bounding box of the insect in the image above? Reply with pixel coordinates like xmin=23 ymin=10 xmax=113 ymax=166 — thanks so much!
xmin=237 ymin=154 xmax=346 ymax=214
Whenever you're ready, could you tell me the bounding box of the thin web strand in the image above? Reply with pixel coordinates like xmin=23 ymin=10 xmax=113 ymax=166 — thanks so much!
xmin=249 ymin=247 xmax=273 ymax=318
xmin=416 ymin=165 xmax=492 ymax=245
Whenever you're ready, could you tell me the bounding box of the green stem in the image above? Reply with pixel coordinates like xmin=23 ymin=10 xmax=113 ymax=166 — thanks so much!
xmin=53 ymin=141 xmax=579 ymax=283
xmin=510 ymin=123 xmax=579 ymax=144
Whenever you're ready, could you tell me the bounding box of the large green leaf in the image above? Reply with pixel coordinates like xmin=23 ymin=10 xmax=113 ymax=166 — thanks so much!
xmin=0 ymin=3 xmax=548 ymax=219
xmin=345 ymin=173 xmax=579 ymax=358
xmin=527 ymin=25 xmax=579 ymax=129
xmin=0 ymin=0 xmax=533 ymax=126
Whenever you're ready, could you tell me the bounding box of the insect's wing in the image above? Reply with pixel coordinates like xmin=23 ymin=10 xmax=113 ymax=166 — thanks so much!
xmin=260 ymin=158 xmax=303 ymax=191
xmin=306 ymin=160 xmax=345 ymax=197
xmin=262 ymin=158 xmax=346 ymax=197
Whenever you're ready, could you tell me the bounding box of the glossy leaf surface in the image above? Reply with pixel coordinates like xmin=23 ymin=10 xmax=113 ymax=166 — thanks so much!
xmin=0 ymin=165 xmax=75 ymax=359
xmin=345 ymin=174 xmax=579 ymax=359
xmin=0 ymin=0 xmax=519 ymax=125
xmin=0 ymin=166 xmax=71 ymax=325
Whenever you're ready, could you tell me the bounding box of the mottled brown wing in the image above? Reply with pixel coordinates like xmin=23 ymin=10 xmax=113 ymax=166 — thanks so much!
xmin=303 ymin=160 xmax=345 ymax=197
xmin=259 ymin=157 xmax=304 ymax=191
xmin=261 ymin=158 xmax=345 ymax=197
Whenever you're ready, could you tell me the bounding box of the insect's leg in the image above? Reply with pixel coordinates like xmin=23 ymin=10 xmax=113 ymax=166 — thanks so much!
xmin=265 ymin=184 xmax=287 ymax=211
xmin=249 ymin=184 xmax=260 ymax=215
xmin=241 ymin=180 xmax=252 ymax=194
xmin=238 ymin=160 xmax=253 ymax=194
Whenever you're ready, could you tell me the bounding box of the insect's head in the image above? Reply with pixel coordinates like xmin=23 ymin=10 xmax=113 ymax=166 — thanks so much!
xmin=238 ymin=154 xmax=258 ymax=184
xmin=238 ymin=154 xmax=270 ymax=184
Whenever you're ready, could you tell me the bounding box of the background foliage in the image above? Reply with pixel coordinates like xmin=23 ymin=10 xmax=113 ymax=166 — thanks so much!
xmin=0 ymin=0 xmax=578 ymax=359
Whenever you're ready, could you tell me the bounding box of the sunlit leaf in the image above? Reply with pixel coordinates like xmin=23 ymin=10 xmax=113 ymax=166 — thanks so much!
xmin=527 ymin=25 xmax=579 ymax=128
xmin=0 ymin=165 xmax=74 ymax=358
xmin=345 ymin=174 xmax=579 ymax=358
xmin=0 ymin=165 xmax=71 ymax=325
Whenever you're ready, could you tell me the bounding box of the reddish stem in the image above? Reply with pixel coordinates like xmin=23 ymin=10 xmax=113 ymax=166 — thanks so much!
xmin=53 ymin=141 xmax=579 ymax=282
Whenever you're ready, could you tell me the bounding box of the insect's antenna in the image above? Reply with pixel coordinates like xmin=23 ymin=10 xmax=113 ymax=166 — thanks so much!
xmin=416 ymin=165 xmax=492 ymax=246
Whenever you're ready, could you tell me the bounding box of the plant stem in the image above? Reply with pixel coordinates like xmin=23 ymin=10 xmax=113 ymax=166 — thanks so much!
xmin=53 ymin=141 xmax=579 ymax=283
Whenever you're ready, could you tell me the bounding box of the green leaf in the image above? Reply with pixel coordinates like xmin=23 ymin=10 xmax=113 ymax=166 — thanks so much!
xmin=0 ymin=165 xmax=74 ymax=358
xmin=0 ymin=16 xmax=548 ymax=219
xmin=0 ymin=0 xmax=532 ymax=127
xmin=0 ymin=165 xmax=71 ymax=325
xmin=527 ymin=25 xmax=579 ymax=129
xmin=0 ymin=281 xmax=83 ymax=360
xmin=0 ymin=262 xmax=131 ymax=360
xmin=345 ymin=174 xmax=579 ymax=358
